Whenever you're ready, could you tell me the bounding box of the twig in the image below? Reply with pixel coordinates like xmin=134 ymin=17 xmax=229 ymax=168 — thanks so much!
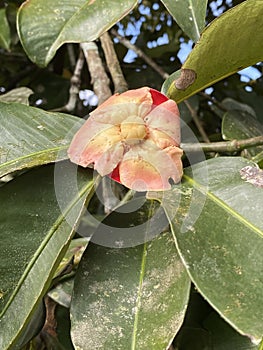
xmin=111 ymin=28 xmax=169 ymax=80
xmin=181 ymin=136 xmax=263 ymax=153
xmin=81 ymin=41 xmax=120 ymax=212
xmin=81 ymin=42 xmax=112 ymax=105
xmin=67 ymin=43 xmax=77 ymax=69
xmin=184 ymin=99 xmax=210 ymax=143
xmin=199 ymin=91 xmax=227 ymax=112
xmin=52 ymin=50 xmax=84 ymax=112
xmin=100 ymin=31 xmax=128 ymax=93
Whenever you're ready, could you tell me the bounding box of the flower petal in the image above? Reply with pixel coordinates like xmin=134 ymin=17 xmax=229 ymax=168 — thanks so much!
xmin=91 ymin=87 xmax=153 ymax=123
xmin=145 ymin=100 xmax=181 ymax=146
xmin=149 ymin=88 xmax=168 ymax=105
xmin=94 ymin=142 xmax=124 ymax=176
xmin=119 ymin=140 xmax=183 ymax=191
xmin=68 ymin=123 xmax=122 ymax=168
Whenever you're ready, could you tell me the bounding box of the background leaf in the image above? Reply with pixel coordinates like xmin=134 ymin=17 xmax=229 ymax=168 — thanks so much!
xmin=174 ymin=289 xmax=258 ymax=350
xmin=71 ymin=199 xmax=191 ymax=349
xmin=164 ymin=0 xmax=263 ymax=102
xmin=17 ymin=0 xmax=137 ymax=66
xmin=0 ymin=87 xmax=33 ymax=105
xmin=0 ymin=8 xmax=11 ymax=51
xmin=0 ymin=102 xmax=84 ymax=178
xmin=0 ymin=162 xmax=95 ymax=349
xmin=160 ymin=0 xmax=208 ymax=42
xmin=222 ymin=109 xmax=263 ymax=159
xmin=151 ymin=157 xmax=263 ymax=342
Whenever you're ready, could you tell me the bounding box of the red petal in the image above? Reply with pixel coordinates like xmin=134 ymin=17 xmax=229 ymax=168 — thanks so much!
xmin=110 ymin=165 xmax=121 ymax=183
xmin=149 ymin=88 xmax=168 ymax=105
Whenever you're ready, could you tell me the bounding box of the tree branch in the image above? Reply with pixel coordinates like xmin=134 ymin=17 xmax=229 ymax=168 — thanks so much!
xmin=52 ymin=50 xmax=84 ymax=112
xmin=111 ymin=28 xmax=169 ymax=80
xmin=100 ymin=31 xmax=128 ymax=93
xmin=184 ymin=99 xmax=210 ymax=143
xmin=181 ymin=136 xmax=263 ymax=153
xmin=81 ymin=42 xmax=112 ymax=105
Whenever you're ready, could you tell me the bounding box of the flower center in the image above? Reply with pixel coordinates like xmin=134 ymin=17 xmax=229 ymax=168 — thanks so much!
xmin=120 ymin=116 xmax=147 ymax=145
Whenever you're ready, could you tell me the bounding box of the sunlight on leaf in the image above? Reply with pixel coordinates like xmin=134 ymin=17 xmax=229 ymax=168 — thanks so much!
xmin=161 ymin=0 xmax=208 ymax=42
xmin=17 ymin=0 xmax=137 ymax=66
xmin=0 ymin=102 xmax=84 ymax=178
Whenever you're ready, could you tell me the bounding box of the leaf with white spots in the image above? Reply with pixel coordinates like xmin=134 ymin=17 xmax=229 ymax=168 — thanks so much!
xmin=150 ymin=157 xmax=263 ymax=342
xmin=0 ymin=101 xmax=84 ymax=178
xmin=71 ymin=199 xmax=191 ymax=349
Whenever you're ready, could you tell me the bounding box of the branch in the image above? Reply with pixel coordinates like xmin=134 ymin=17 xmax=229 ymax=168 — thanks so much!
xmin=111 ymin=28 xmax=169 ymax=80
xmin=100 ymin=31 xmax=128 ymax=93
xmin=184 ymin=99 xmax=210 ymax=143
xmin=52 ymin=50 xmax=84 ymax=112
xmin=81 ymin=42 xmax=112 ymax=105
xmin=181 ymin=136 xmax=263 ymax=153
xmin=81 ymin=41 xmax=121 ymax=212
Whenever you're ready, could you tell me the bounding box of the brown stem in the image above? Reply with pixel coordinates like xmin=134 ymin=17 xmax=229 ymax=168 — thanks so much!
xmin=181 ymin=136 xmax=263 ymax=153
xmin=184 ymin=100 xmax=210 ymax=143
xmin=100 ymin=32 xmax=128 ymax=93
xmin=81 ymin=42 xmax=112 ymax=105
xmin=52 ymin=50 xmax=84 ymax=112
xmin=111 ymin=28 xmax=169 ymax=80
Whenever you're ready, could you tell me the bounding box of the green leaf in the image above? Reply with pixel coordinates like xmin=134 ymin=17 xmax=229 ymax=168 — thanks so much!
xmin=71 ymin=199 xmax=191 ymax=349
xmin=0 ymin=87 xmax=33 ymax=105
xmin=204 ymin=312 xmax=259 ymax=350
xmin=160 ymin=0 xmax=207 ymax=42
xmin=174 ymin=289 xmax=257 ymax=350
xmin=150 ymin=157 xmax=263 ymax=342
xmin=222 ymin=109 xmax=263 ymax=158
xmin=0 ymin=9 xmax=11 ymax=51
xmin=0 ymin=101 xmax=84 ymax=178
xmin=164 ymin=0 xmax=263 ymax=102
xmin=17 ymin=0 xmax=137 ymax=67
xmin=0 ymin=162 xmax=95 ymax=349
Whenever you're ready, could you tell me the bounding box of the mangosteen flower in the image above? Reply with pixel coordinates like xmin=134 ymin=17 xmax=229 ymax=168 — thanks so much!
xmin=68 ymin=87 xmax=183 ymax=191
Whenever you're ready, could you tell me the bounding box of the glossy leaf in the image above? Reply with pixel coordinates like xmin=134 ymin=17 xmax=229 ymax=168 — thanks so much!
xmin=151 ymin=157 xmax=263 ymax=342
xmin=17 ymin=0 xmax=137 ymax=67
xmin=0 ymin=162 xmax=95 ymax=349
xmin=0 ymin=9 xmax=11 ymax=51
xmin=164 ymin=1 xmax=263 ymax=102
xmin=0 ymin=101 xmax=84 ymax=178
xmin=160 ymin=0 xmax=208 ymax=42
xmin=71 ymin=199 xmax=191 ymax=349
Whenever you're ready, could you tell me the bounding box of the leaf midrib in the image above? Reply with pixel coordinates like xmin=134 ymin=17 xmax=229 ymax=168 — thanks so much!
xmin=0 ymin=145 xmax=68 ymax=176
xmin=183 ymin=174 xmax=263 ymax=238
xmin=0 ymin=179 xmax=94 ymax=317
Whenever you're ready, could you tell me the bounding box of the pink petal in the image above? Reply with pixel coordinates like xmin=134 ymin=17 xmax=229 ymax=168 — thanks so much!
xmin=119 ymin=140 xmax=183 ymax=191
xmin=145 ymin=100 xmax=181 ymax=146
xmin=68 ymin=122 xmax=122 ymax=169
xmin=91 ymin=87 xmax=153 ymax=122
xmin=94 ymin=142 xmax=124 ymax=176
